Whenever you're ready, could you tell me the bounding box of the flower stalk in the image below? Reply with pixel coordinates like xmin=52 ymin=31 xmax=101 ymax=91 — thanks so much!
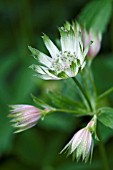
xmin=97 ymin=87 xmax=113 ymax=101
xmin=72 ymin=77 xmax=93 ymax=112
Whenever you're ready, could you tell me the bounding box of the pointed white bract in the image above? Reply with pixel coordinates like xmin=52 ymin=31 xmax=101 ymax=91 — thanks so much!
xmin=61 ymin=128 xmax=93 ymax=162
xmin=29 ymin=22 xmax=92 ymax=80
xmin=82 ymin=29 xmax=102 ymax=58
xmin=9 ymin=105 xmax=42 ymax=133
xmin=61 ymin=116 xmax=97 ymax=162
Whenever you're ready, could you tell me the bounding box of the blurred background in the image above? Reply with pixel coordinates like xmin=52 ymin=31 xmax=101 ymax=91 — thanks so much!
xmin=0 ymin=0 xmax=113 ymax=169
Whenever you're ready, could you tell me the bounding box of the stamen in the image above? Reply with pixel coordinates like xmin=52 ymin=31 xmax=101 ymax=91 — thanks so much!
xmin=50 ymin=51 xmax=77 ymax=74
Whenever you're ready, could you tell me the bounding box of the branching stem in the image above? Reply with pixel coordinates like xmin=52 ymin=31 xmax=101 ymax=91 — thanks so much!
xmin=98 ymin=87 xmax=113 ymax=100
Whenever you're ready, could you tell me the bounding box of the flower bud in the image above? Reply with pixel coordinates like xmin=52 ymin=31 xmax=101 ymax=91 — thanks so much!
xmin=9 ymin=105 xmax=43 ymax=133
xmin=61 ymin=116 xmax=98 ymax=162
xmin=82 ymin=29 xmax=102 ymax=58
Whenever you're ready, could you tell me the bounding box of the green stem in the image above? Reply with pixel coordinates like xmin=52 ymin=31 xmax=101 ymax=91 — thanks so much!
xmin=98 ymin=140 xmax=110 ymax=170
xmin=42 ymin=108 xmax=93 ymax=119
xmin=87 ymin=63 xmax=97 ymax=97
xmin=42 ymin=108 xmax=93 ymax=118
xmin=86 ymin=63 xmax=97 ymax=111
xmin=98 ymin=87 xmax=113 ymax=100
xmin=52 ymin=108 xmax=93 ymax=115
xmin=72 ymin=77 xmax=93 ymax=111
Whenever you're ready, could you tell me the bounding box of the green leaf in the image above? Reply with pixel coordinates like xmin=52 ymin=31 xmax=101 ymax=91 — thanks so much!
xmin=32 ymin=93 xmax=87 ymax=116
xmin=78 ymin=0 xmax=112 ymax=33
xmin=97 ymin=107 xmax=113 ymax=129
xmin=47 ymin=91 xmax=84 ymax=110
xmin=31 ymin=94 xmax=53 ymax=109
xmin=92 ymin=55 xmax=113 ymax=94
xmin=14 ymin=68 xmax=38 ymax=102
xmin=98 ymin=121 xmax=113 ymax=143
xmin=0 ymin=110 xmax=13 ymax=156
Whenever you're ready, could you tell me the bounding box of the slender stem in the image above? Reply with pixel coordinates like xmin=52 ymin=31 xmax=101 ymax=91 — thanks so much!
xmin=72 ymin=77 xmax=93 ymax=111
xmin=98 ymin=87 xmax=113 ymax=100
xmin=86 ymin=63 xmax=97 ymax=111
xmin=87 ymin=64 xmax=97 ymax=97
xmin=98 ymin=140 xmax=110 ymax=170
xmin=53 ymin=108 xmax=93 ymax=115
xmin=43 ymin=108 xmax=93 ymax=118
xmin=42 ymin=108 xmax=93 ymax=118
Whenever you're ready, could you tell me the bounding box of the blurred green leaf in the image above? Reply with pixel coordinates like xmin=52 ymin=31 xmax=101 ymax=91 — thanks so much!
xmin=13 ymin=67 xmax=39 ymax=102
xmin=0 ymin=160 xmax=27 ymax=170
xmin=41 ymin=133 xmax=64 ymax=166
xmin=97 ymin=107 xmax=113 ymax=129
xmin=32 ymin=94 xmax=53 ymax=109
xmin=79 ymin=0 xmax=112 ymax=33
xmin=14 ymin=129 xmax=44 ymax=167
xmin=0 ymin=53 xmax=18 ymax=79
xmin=98 ymin=121 xmax=113 ymax=143
xmin=56 ymin=160 xmax=101 ymax=170
xmin=0 ymin=110 xmax=13 ymax=156
xmin=40 ymin=112 xmax=78 ymax=132
xmin=47 ymin=91 xmax=84 ymax=109
xmin=92 ymin=55 xmax=113 ymax=94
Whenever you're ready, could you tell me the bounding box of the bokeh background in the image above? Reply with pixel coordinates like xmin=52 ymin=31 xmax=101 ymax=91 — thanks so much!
xmin=1 ymin=0 xmax=113 ymax=169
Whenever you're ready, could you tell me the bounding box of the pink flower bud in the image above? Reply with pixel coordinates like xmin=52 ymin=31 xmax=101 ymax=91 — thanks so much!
xmin=61 ymin=127 xmax=94 ymax=162
xmin=9 ymin=105 xmax=41 ymax=133
xmin=82 ymin=29 xmax=102 ymax=58
xmin=61 ymin=120 xmax=95 ymax=162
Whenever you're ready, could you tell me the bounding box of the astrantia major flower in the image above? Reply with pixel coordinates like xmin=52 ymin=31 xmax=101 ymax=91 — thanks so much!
xmin=8 ymin=104 xmax=48 ymax=133
xmin=29 ymin=22 xmax=92 ymax=80
xmin=61 ymin=116 xmax=97 ymax=163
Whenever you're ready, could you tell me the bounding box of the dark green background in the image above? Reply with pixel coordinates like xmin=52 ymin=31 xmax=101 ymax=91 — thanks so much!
xmin=0 ymin=0 xmax=113 ymax=169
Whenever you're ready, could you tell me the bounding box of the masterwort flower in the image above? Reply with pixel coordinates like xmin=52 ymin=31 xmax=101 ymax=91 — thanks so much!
xmin=29 ymin=22 xmax=92 ymax=80
xmin=82 ymin=29 xmax=102 ymax=58
xmin=8 ymin=104 xmax=48 ymax=133
xmin=61 ymin=116 xmax=97 ymax=162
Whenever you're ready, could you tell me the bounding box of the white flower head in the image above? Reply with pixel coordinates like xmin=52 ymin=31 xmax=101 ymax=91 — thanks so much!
xmin=61 ymin=116 xmax=97 ymax=163
xmin=82 ymin=28 xmax=102 ymax=58
xmin=29 ymin=21 xmax=92 ymax=80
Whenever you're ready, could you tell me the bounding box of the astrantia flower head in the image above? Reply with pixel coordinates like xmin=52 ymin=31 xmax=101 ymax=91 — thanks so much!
xmin=29 ymin=21 xmax=92 ymax=80
xmin=8 ymin=104 xmax=48 ymax=133
xmin=61 ymin=116 xmax=97 ymax=163
xmin=82 ymin=28 xmax=102 ymax=58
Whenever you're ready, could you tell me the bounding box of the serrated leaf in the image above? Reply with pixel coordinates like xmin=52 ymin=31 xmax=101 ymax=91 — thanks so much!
xmin=97 ymin=107 xmax=113 ymax=129
xmin=31 ymin=94 xmax=53 ymax=109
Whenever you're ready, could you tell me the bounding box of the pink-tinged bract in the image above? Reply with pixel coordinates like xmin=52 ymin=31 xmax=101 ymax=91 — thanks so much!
xmin=61 ymin=116 xmax=97 ymax=162
xmin=82 ymin=29 xmax=102 ymax=58
xmin=9 ymin=104 xmax=41 ymax=133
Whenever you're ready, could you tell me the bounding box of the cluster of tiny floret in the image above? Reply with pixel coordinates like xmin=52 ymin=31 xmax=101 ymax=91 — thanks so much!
xmin=50 ymin=51 xmax=77 ymax=74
